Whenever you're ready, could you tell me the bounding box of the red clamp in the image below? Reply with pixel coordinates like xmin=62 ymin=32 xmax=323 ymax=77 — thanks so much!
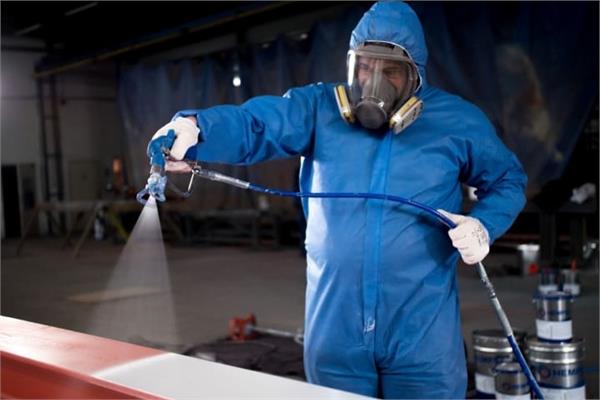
xmin=229 ymin=314 xmax=257 ymax=342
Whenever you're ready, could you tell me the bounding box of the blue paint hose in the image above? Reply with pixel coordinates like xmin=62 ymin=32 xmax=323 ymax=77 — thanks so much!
xmin=190 ymin=166 xmax=544 ymax=399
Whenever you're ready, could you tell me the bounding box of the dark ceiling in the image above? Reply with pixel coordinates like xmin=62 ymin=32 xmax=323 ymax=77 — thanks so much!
xmin=1 ymin=1 xmax=352 ymax=71
xmin=2 ymin=2 xmax=270 ymax=47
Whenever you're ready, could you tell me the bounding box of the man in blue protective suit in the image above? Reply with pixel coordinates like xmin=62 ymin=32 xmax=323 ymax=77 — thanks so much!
xmin=146 ymin=2 xmax=527 ymax=398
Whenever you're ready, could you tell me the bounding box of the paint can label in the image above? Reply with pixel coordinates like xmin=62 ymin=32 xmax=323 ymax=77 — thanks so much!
xmin=531 ymin=362 xmax=584 ymax=389
xmin=536 ymin=319 xmax=572 ymax=341
xmin=540 ymin=385 xmax=585 ymax=400
xmin=475 ymin=372 xmax=496 ymax=394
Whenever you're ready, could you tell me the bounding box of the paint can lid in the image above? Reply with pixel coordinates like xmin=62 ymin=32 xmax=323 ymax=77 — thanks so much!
xmin=473 ymin=329 xmax=527 ymax=352
xmin=526 ymin=336 xmax=585 ymax=363
xmin=493 ymin=362 xmax=524 ymax=374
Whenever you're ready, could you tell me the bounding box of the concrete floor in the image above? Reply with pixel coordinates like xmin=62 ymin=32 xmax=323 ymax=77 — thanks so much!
xmin=2 ymin=238 xmax=599 ymax=398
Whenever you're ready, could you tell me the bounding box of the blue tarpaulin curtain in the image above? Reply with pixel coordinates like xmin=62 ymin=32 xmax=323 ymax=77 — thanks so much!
xmin=118 ymin=2 xmax=598 ymax=209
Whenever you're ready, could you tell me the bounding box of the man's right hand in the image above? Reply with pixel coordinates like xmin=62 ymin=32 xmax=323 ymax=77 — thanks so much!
xmin=149 ymin=116 xmax=200 ymax=161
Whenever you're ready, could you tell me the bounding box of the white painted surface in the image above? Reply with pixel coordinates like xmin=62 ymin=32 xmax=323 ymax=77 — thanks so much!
xmin=536 ymin=319 xmax=572 ymax=341
xmin=95 ymin=352 xmax=370 ymax=399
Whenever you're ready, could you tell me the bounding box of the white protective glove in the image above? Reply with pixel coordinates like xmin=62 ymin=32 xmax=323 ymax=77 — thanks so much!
xmin=437 ymin=209 xmax=490 ymax=265
xmin=151 ymin=116 xmax=200 ymax=160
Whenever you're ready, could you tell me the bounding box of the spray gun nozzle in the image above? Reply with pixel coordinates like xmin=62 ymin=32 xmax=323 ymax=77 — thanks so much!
xmin=136 ymin=165 xmax=167 ymax=205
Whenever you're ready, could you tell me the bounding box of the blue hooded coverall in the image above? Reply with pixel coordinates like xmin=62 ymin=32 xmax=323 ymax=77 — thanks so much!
xmin=173 ymin=2 xmax=527 ymax=398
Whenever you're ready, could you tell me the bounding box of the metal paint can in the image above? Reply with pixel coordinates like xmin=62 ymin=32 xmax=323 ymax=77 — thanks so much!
xmin=526 ymin=337 xmax=586 ymax=399
xmin=472 ymin=329 xmax=526 ymax=397
xmin=533 ymin=291 xmax=573 ymax=341
xmin=494 ymin=362 xmax=530 ymax=400
xmin=539 ymin=269 xmax=559 ymax=294
xmin=560 ymin=269 xmax=580 ymax=296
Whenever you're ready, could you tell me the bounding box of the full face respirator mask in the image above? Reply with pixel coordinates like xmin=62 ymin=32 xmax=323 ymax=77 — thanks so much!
xmin=334 ymin=42 xmax=423 ymax=134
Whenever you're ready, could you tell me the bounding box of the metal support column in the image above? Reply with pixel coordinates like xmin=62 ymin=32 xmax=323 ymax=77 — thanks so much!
xmin=36 ymin=73 xmax=65 ymax=234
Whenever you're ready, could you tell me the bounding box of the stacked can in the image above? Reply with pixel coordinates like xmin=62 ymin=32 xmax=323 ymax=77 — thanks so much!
xmin=472 ymin=329 xmax=526 ymax=398
xmin=526 ymin=338 xmax=586 ymax=399
xmin=533 ymin=291 xmax=574 ymax=342
xmin=529 ymin=285 xmax=586 ymax=399
xmin=493 ymin=362 xmax=530 ymax=400
xmin=560 ymin=269 xmax=580 ymax=296
xmin=538 ymin=269 xmax=559 ymax=294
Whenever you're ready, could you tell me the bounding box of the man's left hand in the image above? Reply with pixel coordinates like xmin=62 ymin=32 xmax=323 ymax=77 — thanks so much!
xmin=437 ymin=209 xmax=490 ymax=265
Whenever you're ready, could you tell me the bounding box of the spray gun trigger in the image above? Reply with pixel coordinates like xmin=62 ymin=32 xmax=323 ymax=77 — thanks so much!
xmin=166 ymin=162 xmax=197 ymax=198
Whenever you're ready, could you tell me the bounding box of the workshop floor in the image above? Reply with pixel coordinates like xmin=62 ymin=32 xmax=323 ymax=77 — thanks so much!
xmin=2 ymin=238 xmax=598 ymax=398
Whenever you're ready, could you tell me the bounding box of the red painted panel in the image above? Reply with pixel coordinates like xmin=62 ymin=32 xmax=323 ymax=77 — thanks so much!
xmin=0 ymin=317 xmax=166 ymax=399
xmin=1 ymin=352 xmax=164 ymax=399
xmin=0 ymin=316 xmax=163 ymax=373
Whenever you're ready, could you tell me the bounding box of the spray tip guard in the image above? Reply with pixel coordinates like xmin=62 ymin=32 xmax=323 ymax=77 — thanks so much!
xmin=136 ymin=168 xmax=167 ymax=205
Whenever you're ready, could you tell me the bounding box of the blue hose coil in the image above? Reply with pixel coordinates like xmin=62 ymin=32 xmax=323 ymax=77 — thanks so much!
xmin=248 ymin=184 xmax=456 ymax=228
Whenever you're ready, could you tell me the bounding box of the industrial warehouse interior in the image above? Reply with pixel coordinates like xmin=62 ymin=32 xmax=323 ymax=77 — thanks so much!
xmin=1 ymin=1 xmax=598 ymax=399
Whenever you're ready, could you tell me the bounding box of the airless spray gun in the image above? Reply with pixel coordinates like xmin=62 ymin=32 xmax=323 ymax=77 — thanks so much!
xmin=136 ymin=130 xmax=176 ymax=204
